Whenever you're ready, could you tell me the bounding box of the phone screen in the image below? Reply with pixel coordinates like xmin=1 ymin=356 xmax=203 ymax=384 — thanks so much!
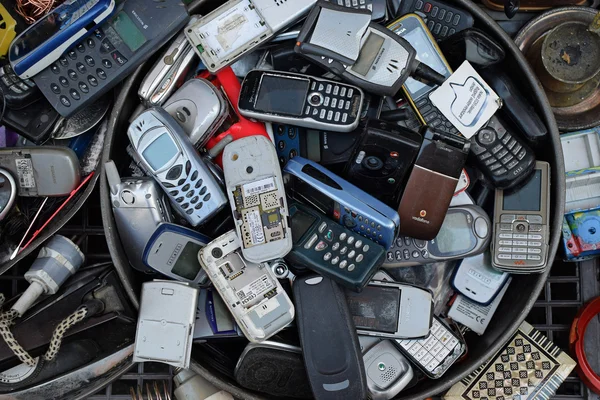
xmin=290 ymin=209 xmax=317 ymax=243
xmin=142 ymin=132 xmax=178 ymax=171
xmin=171 ymin=241 xmax=203 ymax=280
xmin=429 ymin=211 xmax=476 ymax=256
xmin=345 ymin=285 xmax=400 ymax=334
xmin=255 ymin=75 xmax=310 ymax=116
xmin=502 ymin=170 xmax=542 ymax=212
xmin=401 ymin=26 xmax=451 ymax=100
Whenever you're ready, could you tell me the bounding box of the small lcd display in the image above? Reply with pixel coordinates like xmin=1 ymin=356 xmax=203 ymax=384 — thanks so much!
xmin=142 ymin=132 xmax=178 ymax=171
xmin=351 ymin=32 xmax=385 ymax=76
xmin=255 ymin=75 xmax=310 ymax=116
xmin=401 ymin=28 xmax=451 ymax=100
xmin=346 ymin=285 xmax=400 ymax=334
xmin=503 ymin=170 xmax=542 ymax=212
xmin=433 ymin=212 xmax=476 ymax=255
xmin=291 ymin=210 xmax=317 ymax=243
xmin=171 ymin=241 xmax=202 ymax=280
xmin=112 ymin=11 xmax=146 ymax=52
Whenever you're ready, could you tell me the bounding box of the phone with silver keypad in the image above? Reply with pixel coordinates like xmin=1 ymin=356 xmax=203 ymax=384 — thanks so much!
xmin=395 ymin=316 xmax=465 ymax=379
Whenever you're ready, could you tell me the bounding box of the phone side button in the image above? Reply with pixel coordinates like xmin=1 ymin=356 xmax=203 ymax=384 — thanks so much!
xmin=475 ymin=217 xmax=489 ymax=238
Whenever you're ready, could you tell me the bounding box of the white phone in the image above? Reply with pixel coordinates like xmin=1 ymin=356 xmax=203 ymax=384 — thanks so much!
xmin=185 ymin=0 xmax=316 ymax=73
xmin=452 ymin=251 xmax=509 ymax=305
xmin=198 ymin=230 xmax=295 ymax=343
xmin=222 ymin=135 xmax=292 ymax=263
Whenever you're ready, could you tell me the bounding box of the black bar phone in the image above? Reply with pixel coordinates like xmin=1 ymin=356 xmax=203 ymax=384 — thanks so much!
xmin=286 ymin=202 xmax=386 ymax=291
xmin=388 ymin=14 xmax=536 ymax=190
xmin=293 ymin=274 xmax=367 ymax=399
xmin=394 ymin=0 xmax=474 ymax=41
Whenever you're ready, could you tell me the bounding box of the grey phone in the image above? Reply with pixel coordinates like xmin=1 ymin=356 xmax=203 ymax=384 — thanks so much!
xmin=0 ymin=147 xmax=80 ymax=197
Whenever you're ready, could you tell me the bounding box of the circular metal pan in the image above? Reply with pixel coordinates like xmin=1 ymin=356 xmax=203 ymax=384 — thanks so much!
xmin=515 ymin=7 xmax=600 ymax=132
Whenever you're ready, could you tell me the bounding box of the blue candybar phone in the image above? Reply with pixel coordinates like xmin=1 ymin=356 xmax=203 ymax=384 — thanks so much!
xmin=283 ymin=156 xmax=399 ymax=249
xmin=9 ymin=0 xmax=115 ymax=78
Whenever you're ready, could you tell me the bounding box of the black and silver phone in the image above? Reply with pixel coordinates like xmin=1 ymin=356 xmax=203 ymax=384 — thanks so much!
xmin=345 ymin=280 xmax=434 ymax=339
xmin=492 ymin=161 xmax=550 ymax=273
xmin=239 ymin=70 xmax=364 ymax=132
xmin=388 ymin=14 xmax=536 ymax=190
xmin=384 ymin=204 xmax=491 ymax=267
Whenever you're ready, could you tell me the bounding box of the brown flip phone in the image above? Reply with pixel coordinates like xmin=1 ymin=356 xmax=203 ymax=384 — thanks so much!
xmin=398 ymin=127 xmax=469 ymax=240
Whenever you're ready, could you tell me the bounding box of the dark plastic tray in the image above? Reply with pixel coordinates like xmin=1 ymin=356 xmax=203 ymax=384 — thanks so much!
xmin=99 ymin=0 xmax=566 ymax=398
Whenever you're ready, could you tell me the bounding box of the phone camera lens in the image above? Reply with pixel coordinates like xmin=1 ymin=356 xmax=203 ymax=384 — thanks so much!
xmin=211 ymin=248 xmax=223 ymax=258
xmin=363 ymin=156 xmax=383 ymax=171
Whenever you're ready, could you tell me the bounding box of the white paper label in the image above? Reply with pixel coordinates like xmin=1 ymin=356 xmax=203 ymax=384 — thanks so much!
xmin=255 ymin=296 xmax=280 ymax=318
xmin=246 ymin=209 xmax=265 ymax=245
xmin=0 ymin=358 xmax=38 ymax=383
xmin=243 ymin=177 xmax=275 ymax=197
xmin=448 ymin=277 xmax=511 ymax=335
xmin=429 ymin=61 xmax=501 ymax=139
xmin=236 ymin=274 xmax=274 ymax=305
xmin=15 ymin=158 xmax=35 ymax=188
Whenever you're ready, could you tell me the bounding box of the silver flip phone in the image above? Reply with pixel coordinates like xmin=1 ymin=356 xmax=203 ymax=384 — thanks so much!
xmin=128 ymin=108 xmax=228 ymax=227
xmin=138 ymin=16 xmax=200 ymax=107
xmin=0 ymin=146 xmax=81 ymax=197
xmin=492 ymin=161 xmax=550 ymax=272
xmin=105 ymin=160 xmax=171 ymax=273
xmin=363 ymin=339 xmax=414 ymax=400
xmin=163 ymin=78 xmax=228 ymax=148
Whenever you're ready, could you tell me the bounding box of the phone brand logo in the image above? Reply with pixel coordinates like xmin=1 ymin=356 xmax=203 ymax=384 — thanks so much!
xmin=167 ymin=243 xmax=183 ymax=266
xmin=131 ymin=10 xmax=148 ymax=29
xmin=513 ymin=260 xmax=526 ymax=266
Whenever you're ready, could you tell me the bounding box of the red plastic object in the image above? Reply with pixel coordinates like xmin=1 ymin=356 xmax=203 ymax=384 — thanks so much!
xmin=569 ymin=296 xmax=600 ymax=394
xmin=199 ymin=67 xmax=270 ymax=166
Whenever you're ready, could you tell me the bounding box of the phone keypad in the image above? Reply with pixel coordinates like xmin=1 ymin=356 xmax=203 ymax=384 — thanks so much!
xmin=497 ymin=214 xmax=545 ymax=262
xmin=304 ymin=222 xmax=372 ymax=273
xmin=328 ymin=0 xmax=373 ymax=10
xmin=306 ymin=81 xmax=360 ymax=126
xmin=416 ymin=97 xmax=459 ymax=135
xmin=397 ymin=318 xmax=463 ymax=377
xmin=0 ymin=65 xmax=35 ymax=95
xmin=411 ymin=0 xmax=473 ymax=41
xmin=385 ymin=236 xmax=428 ymax=264
xmin=162 ymin=161 xmax=212 ymax=215
xmin=470 ymin=124 xmax=527 ymax=178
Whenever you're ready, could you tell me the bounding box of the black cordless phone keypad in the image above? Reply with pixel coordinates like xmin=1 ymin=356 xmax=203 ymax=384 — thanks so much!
xmin=400 ymin=0 xmax=474 ymax=41
xmin=305 ymin=221 xmax=374 ymax=273
xmin=0 ymin=64 xmax=39 ymax=109
xmin=33 ymin=27 xmax=129 ymax=117
xmin=305 ymin=81 xmax=361 ymax=126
